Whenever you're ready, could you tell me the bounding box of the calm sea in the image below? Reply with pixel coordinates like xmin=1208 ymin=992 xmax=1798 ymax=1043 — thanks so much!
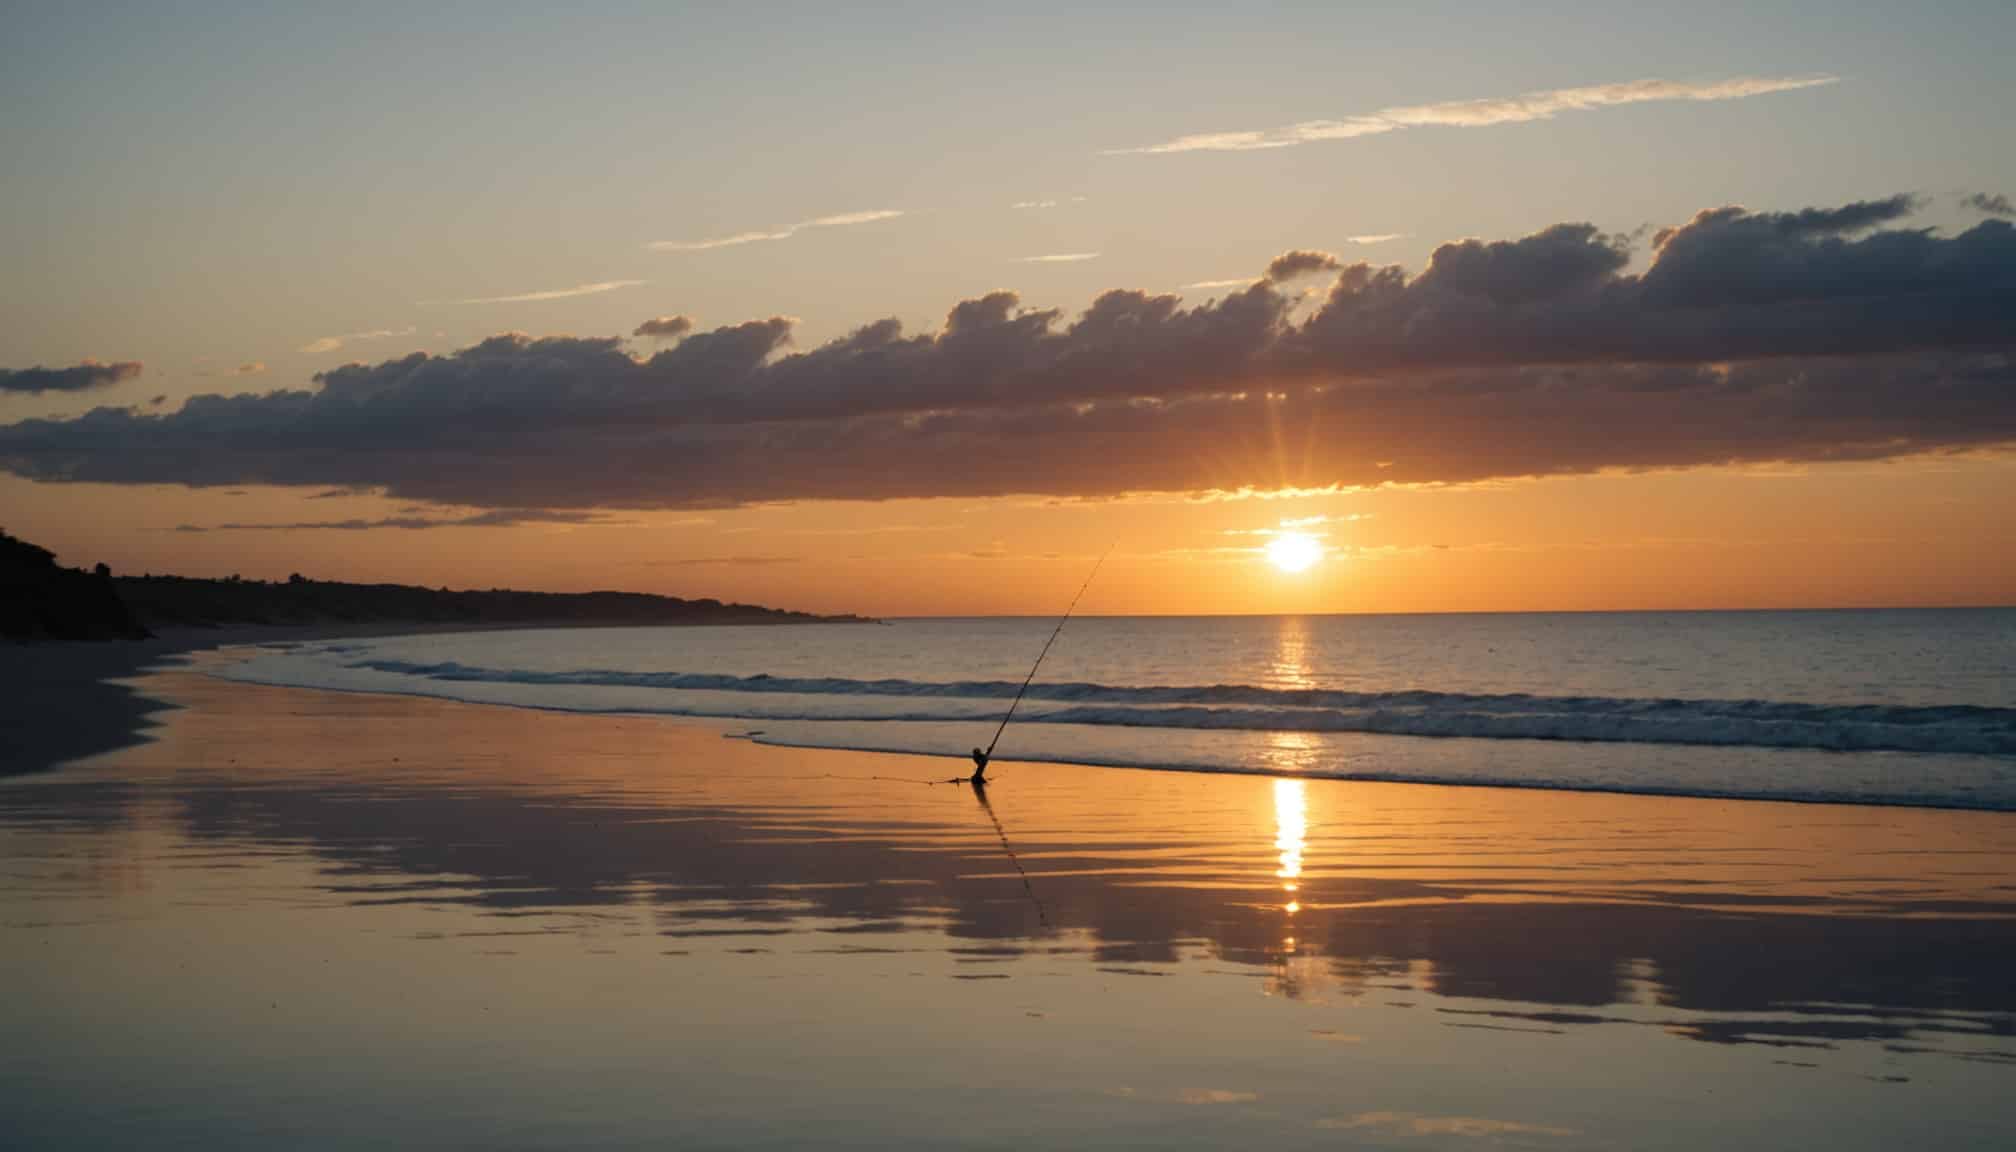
xmin=219 ymin=608 xmax=2016 ymax=809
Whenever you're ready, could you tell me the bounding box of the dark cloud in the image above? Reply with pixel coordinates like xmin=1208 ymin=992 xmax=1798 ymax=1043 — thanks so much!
xmin=632 ymin=314 xmax=696 ymax=341
xmin=0 ymin=360 xmax=141 ymax=395
xmin=3 ymin=198 xmax=2013 ymax=509
xmin=1964 ymin=192 xmax=2015 ymax=218
xmin=192 ymin=361 xmax=269 ymax=379
xmin=1264 ymin=249 xmax=1340 ymax=282
xmin=175 ymin=509 xmax=623 ymax=533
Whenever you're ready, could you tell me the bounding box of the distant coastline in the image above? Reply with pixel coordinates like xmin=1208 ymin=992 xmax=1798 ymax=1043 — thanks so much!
xmin=2 ymin=527 xmax=870 ymax=775
xmin=3 ymin=527 xmax=868 ymax=644
xmin=112 ymin=572 xmax=872 ymax=632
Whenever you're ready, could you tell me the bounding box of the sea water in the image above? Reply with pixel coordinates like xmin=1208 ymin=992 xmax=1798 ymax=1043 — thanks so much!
xmin=217 ymin=609 xmax=2016 ymax=809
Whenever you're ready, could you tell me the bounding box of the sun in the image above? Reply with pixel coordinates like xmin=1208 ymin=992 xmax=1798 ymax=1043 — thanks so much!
xmin=1265 ymin=531 xmax=1324 ymax=573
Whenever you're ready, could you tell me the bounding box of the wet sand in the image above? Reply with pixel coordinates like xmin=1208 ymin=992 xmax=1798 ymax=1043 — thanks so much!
xmin=1 ymin=622 xmax=706 ymax=776
xmin=4 ymin=658 xmax=2016 ymax=1148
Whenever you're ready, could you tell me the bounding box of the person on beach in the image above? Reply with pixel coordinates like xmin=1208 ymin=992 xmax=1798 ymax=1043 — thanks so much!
xmin=969 ymin=747 xmax=990 ymax=784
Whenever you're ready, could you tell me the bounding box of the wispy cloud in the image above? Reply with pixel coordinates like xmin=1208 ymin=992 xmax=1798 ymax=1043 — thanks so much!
xmin=1111 ymin=74 xmax=1838 ymax=155
xmin=1186 ymin=277 xmax=1258 ymax=290
xmin=1346 ymin=233 xmax=1406 ymax=244
xmin=1012 ymin=196 xmax=1086 ymax=210
xmin=191 ymin=360 xmax=269 ymax=378
xmin=664 ymin=554 xmax=802 ymax=566
xmin=1318 ymin=1112 xmax=1577 ymax=1138
xmin=301 ymin=326 xmax=416 ymax=356
xmin=721 ymin=522 xmax=954 ymax=537
xmin=1281 ymin=513 xmax=1367 ymax=528
xmin=1221 ymin=513 xmax=1368 ymax=536
xmin=176 ymin=509 xmax=630 ymax=533
xmin=1014 ymin=252 xmax=1100 ymax=263
xmin=456 ymin=280 xmax=646 ymax=305
xmin=1178 ymin=1089 xmax=1260 ymax=1106
xmin=649 ymin=209 xmax=904 ymax=252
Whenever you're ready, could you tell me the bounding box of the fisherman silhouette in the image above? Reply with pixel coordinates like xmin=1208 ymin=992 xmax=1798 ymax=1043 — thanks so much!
xmin=969 ymin=747 xmax=990 ymax=784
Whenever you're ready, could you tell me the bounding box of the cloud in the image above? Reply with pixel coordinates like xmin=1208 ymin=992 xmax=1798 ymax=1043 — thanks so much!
xmin=175 ymin=509 xmax=626 ymax=533
xmin=1318 ymin=1112 xmax=1577 ymax=1138
xmin=1199 ymin=241 xmax=1395 ymax=287
xmin=1015 ymin=252 xmax=1100 ymax=263
xmin=1223 ymin=513 xmax=1367 ymax=535
xmin=1112 ymin=74 xmax=1838 ymax=154
xmin=301 ymin=327 xmax=416 ymax=356
xmin=193 ymin=361 xmax=269 ymax=378
xmin=1281 ymin=513 xmax=1366 ymax=527
xmin=662 ymin=554 xmax=802 ymax=566
xmin=0 ymin=360 xmax=142 ymax=395
xmin=4 ymin=197 xmax=2012 ymax=511
xmin=633 ymin=314 xmax=696 ymax=341
xmin=649 ymin=209 xmax=903 ymax=252
xmin=456 ymin=280 xmax=646 ymax=305
xmin=1178 ymin=1089 xmax=1259 ymax=1105
xmin=1012 ymin=197 xmax=1084 ymax=210
xmin=1964 ymin=192 xmax=2014 ymax=218
xmin=1346 ymin=233 xmax=1406 ymax=244
xmin=1265 ymin=249 xmax=1340 ymax=282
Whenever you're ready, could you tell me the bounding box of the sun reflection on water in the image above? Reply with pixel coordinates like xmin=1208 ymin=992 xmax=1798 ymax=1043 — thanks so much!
xmin=1267 ymin=616 xmax=1315 ymax=690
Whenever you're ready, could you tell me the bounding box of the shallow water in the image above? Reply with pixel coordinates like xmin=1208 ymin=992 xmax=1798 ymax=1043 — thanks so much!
xmin=4 ymin=663 xmax=2015 ymax=1148
xmin=221 ymin=610 xmax=2016 ymax=808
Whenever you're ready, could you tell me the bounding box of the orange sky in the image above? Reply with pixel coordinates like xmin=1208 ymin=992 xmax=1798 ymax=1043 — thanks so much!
xmin=9 ymin=451 xmax=2011 ymax=616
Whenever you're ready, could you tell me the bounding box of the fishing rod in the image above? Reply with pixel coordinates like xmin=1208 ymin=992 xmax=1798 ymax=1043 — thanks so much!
xmin=982 ymin=546 xmax=1113 ymax=762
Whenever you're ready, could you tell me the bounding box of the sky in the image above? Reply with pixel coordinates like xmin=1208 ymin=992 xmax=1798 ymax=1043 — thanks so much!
xmin=2 ymin=0 xmax=2013 ymax=616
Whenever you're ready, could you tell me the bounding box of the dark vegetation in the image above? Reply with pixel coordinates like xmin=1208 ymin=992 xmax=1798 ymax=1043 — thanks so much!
xmin=3 ymin=529 xmax=863 ymax=641
xmin=1 ymin=529 xmax=148 ymax=640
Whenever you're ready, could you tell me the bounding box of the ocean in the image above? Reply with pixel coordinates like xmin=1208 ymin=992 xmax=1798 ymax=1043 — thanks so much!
xmin=218 ymin=608 xmax=2016 ymax=810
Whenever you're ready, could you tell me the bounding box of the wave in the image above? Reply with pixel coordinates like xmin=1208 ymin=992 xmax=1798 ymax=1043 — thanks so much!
xmin=350 ymin=659 xmax=2016 ymax=757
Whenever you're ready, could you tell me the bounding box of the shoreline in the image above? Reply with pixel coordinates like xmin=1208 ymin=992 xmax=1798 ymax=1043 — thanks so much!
xmin=0 ymin=618 xmax=868 ymax=777
xmin=7 ymin=622 xmax=2011 ymax=818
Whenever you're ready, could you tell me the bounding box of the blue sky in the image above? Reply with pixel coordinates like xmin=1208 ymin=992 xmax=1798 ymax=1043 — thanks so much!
xmin=6 ymin=0 xmax=2010 ymax=409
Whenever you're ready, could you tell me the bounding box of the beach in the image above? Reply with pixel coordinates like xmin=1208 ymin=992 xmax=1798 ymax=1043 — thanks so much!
xmin=5 ymin=644 xmax=2015 ymax=1149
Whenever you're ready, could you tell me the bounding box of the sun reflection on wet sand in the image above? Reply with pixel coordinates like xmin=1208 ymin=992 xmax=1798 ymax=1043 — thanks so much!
xmin=1273 ymin=778 xmax=1305 ymax=901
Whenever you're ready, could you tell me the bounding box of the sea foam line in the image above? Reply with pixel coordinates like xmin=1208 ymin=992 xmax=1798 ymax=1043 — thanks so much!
xmin=346 ymin=659 xmax=2016 ymax=757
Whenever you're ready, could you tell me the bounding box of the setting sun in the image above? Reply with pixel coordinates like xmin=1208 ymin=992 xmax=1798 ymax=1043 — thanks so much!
xmin=1265 ymin=532 xmax=1325 ymax=573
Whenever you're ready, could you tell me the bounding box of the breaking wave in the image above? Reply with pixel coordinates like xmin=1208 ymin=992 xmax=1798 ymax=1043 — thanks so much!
xmin=351 ymin=659 xmax=2016 ymax=757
